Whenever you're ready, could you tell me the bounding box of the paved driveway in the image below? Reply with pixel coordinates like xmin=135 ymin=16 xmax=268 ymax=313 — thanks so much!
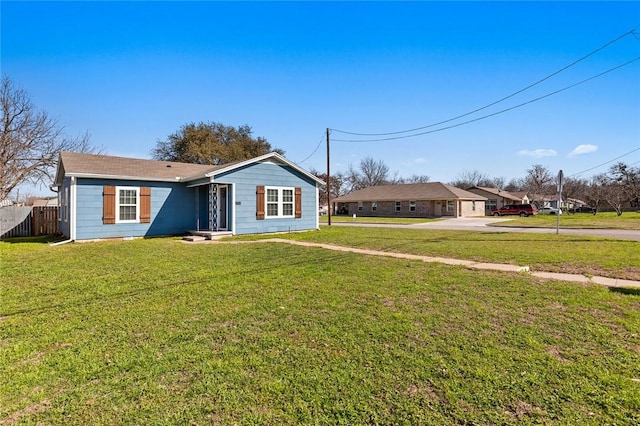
xmin=329 ymin=217 xmax=640 ymax=241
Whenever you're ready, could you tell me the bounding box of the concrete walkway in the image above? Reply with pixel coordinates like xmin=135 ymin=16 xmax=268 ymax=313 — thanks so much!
xmin=208 ymin=238 xmax=640 ymax=290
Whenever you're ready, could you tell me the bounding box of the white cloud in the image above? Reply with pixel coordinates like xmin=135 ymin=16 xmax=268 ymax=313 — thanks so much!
xmin=413 ymin=157 xmax=426 ymax=164
xmin=568 ymin=144 xmax=598 ymax=157
xmin=517 ymin=149 xmax=557 ymax=158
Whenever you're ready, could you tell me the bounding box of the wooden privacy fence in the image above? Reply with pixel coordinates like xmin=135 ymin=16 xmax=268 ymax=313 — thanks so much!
xmin=32 ymin=206 xmax=59 ymax=236
xmin=0 ymin=206 xmax=60 ymax=239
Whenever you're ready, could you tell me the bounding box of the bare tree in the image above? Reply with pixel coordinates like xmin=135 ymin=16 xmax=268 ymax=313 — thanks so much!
xmin=449 ymin=169 xmax=491 ymax=189
xmin=359 ymin=157 xmax=389 ymax=188
xmin=400 ymin=174 xmax=431 ymax=184
xmin=346 ymin=157 xmax=390 ymax=191
xmin=310 ymin=169 xmax=347 ymax=206
xmin=490 ymin=176 xmax=506 ymax=190
xmin=524 ymin=164 xmax=554 ymax=206
xmin=586 ymin=174 xmax=608 ymax=213
xmin=561 ymin=176 xmax=589 ymax=205
xmin=609 ymin=162 xmax=640 ymax=207
xmin=503 ymin=178 xmax=523 ymax=192
xmin=0 ymin=76 xmax=98 ymax=200
xmin=591 ymin=173 xmax=626 ymax=216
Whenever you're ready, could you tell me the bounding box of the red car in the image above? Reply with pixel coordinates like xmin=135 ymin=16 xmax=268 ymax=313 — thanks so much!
xmin=492 ymin=204 xmax=538 ymax=217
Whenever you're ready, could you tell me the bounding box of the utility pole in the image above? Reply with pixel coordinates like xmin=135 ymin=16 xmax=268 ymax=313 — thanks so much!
xmin=326 ymin=128 xmax=331 ymax=226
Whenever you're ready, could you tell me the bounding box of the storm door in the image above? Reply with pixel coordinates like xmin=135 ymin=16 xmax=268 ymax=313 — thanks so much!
xmin=218 ymin=185 xmax=228 ymax=230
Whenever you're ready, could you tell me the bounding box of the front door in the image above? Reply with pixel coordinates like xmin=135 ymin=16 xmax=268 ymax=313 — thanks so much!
xmin=218 ymin=186 xmax=228 ymax=230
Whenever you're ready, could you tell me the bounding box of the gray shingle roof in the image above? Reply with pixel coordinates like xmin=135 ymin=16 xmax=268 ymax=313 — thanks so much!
xmin=334 ymin=182 xmax=487 ymax=202
xmin=56 ymin=151 xmax=326 ymax=186
xmin=58 ymin=152 xmax=229 ymax=181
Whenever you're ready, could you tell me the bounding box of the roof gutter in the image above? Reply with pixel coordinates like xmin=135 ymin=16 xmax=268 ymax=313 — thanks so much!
xmin=67 ymin=173 xmax=185 ymax=183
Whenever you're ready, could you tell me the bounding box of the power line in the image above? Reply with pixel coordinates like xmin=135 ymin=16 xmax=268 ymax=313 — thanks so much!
xmin=296 ymin=132 xmax=325 ymax=164
xmin=332 ymin=56 xmax=640 ymax=142
xmin=568 ymin=147 xmax=640 ymax=178
xmin=331 ymin=28 xmax=639 ymax=137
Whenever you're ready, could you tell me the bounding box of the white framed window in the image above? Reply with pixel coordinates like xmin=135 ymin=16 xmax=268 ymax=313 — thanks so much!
xmin=409 ymin=201 xmax=416 ymax=212
xmin=371 ymin=202 xmax=377 ymax=212
xmin=265 ymin=186 xmax=294 ymax=218
xmin=395 ymin=201 xmax=401 ymax=212
xmin=64 ymin=187 xmax=69 ymax=222
xmin=358 ymin=201 xmax=363 ymax=212
xmin=116 ymin=186 xmax=140 ymax=223
xmin=472 ymin=201 xmax=476 ymax=211
xmin=446 ymin=200 xmax=455 ymax=213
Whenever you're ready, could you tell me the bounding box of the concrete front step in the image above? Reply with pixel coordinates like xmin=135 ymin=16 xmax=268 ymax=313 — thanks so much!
xmin=184 ymin=231 xmax=233 ymax=241
xmin=183 ymin=235 xmax=207 ymax=242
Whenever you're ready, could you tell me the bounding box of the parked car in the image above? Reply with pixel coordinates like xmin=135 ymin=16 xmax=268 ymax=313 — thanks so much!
xmin=492 ymin=204 xmax=538 ymax=217
xmin=569 ymin=206 xmax=596 ymax=214
xmin=539 ymin=206 xmax=562 ymax=215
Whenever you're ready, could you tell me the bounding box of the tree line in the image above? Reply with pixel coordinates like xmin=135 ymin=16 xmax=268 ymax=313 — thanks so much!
xmin=449 ymin=163 xmax=639 ymax=216
xmin=316 ymin=158 xmax=639 ymax=216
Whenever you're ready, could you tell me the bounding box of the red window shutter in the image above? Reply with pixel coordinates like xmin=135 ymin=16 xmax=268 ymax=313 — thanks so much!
xmin=295 ymin=187 xmax=302 ymax=218
xmin=256 ymin=186 xmax=265 ymax=220
xmin=140 ymin=187 xmax=151 ymax=223
xmin=103 ymin=185 xmax=116 ymax=224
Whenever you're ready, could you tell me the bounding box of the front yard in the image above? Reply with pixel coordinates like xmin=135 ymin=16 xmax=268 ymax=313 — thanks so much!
xmin=493 ymin=211 xmax=640 ymax=230
xmin=321 ymin=211 xmax=640 ymax=229
xmin=263 ymin=226 xmax=640 ymax=281
xmin=1 ymin=235 xmax=639 ymax=424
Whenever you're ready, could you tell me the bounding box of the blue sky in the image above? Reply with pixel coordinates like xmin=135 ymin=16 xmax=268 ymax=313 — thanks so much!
xmin=2 ymin=1 xmax=639 ymax=196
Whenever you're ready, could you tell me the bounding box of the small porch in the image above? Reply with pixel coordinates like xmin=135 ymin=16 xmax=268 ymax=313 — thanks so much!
xmin=184 ymin=230 xmax=233 ymax=242
xmin=191 ymin=182 xmax=232 ymax=234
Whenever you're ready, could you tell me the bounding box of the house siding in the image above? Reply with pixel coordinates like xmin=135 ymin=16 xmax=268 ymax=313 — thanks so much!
xmin=72 ymin=178 xmax=195 ymax=240
xmin=459 ymin=200 xmax=485 ymax=217
xmin=214 ymin=161 xmax=318 ymax=235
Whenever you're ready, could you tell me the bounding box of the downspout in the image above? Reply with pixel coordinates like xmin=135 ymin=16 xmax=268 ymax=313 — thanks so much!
xmin=70 ymin=176 xmax=77 ymax=240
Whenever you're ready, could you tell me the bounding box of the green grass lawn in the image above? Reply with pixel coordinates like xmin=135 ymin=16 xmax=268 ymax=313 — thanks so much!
xmin=1 ymin=237 xmax=639 ymax=424
xmin=321 ymin=211 xmax=640 ymax=229
xmin=493 ymin=211 xmax=640 ymax=230
xmin=261 ymin=226 xmax=640 ymax=281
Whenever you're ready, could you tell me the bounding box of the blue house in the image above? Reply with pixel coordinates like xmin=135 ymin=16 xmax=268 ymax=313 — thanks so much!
xmin=53 ymin=151 xmax=325 ymax=241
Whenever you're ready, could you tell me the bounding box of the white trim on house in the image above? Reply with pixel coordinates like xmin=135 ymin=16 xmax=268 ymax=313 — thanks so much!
xmin=203 ymin=152 xmax=325 ymax=186
xmin=63 ymin=172 xmax=183 ymax=183
xmin=231 ymin=184 xmax=237 ymax=235
xmin=70 ymin=176 xmax=77 ymax=241
xmin=265 ymin=186 xmax=295 ymax=219
xmin=315 ymin=185 xmax=320 ymax=230
xmin=115 ymin=186 xmax=140 ymax=224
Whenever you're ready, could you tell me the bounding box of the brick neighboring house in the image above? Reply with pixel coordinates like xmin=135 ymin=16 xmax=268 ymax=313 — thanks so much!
xmin=466 ymin=187 xmax=527 ymax=215
xmin=333 ymin=182 xmax=487 ymax=218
